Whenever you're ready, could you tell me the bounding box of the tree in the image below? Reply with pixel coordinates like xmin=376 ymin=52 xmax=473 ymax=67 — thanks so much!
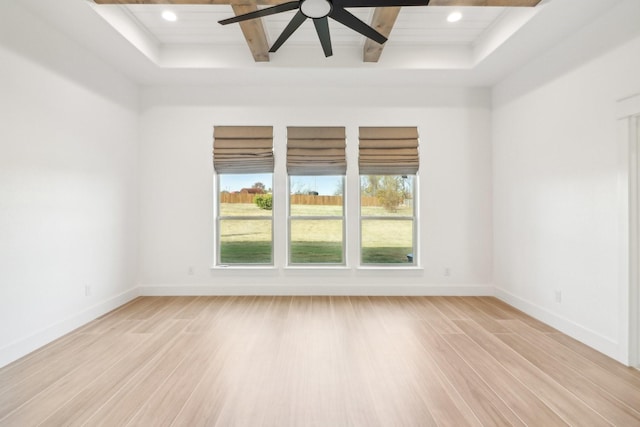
xmin=333 ymin=179 xmax=344 ymax=196
xmin=377 ymin=176 xmax=404 ymax=212
xmin=360 ymin=175 xmax=380 ymax=197
xmin=361 ymin=175 xmax=410 ymax=212
xmin=290 ymin=181 xmax=311 ymax=195
xmin=254 ymin=194 xmax=272 ymax=210
xmin=252 ymin=182 xmax=266 ymax=192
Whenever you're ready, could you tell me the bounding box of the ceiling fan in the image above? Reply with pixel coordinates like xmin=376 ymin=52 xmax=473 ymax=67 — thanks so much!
xmin=219 ymin=0 xmax=430 ymax=57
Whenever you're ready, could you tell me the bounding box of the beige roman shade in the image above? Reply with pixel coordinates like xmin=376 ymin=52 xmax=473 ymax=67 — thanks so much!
xmin=359 ymin=126 xmax=419 ymax=175
xmin=287 ymin=126 xmax=347 ymax=175
xmin=213 ymin=126 xmax=274 ymax=174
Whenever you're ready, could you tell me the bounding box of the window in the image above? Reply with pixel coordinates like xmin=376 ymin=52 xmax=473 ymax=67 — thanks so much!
xmin=289 ymin=176 xmax=345 ymax=264
xmin=359 ymin=127 xmax=419 ymax=265
xmin=212 ymin=125 xmax=420 ymax=267
xmin=214 ymin=126 xmax=274 ymax=265
xmin=360 ymin=175 xmax=415 ymax=264
xmin=287 ymin=127 xmax=346 ymax=265
xmin=217 ymin=174 xmax=273 ymax=264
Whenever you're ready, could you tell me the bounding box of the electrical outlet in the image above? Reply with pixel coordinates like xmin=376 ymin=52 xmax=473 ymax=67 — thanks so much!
xmin=555 ymin=290 xmax=562 ymax=303
xmin=444 ymin=267 xmax=451 ymax=277
xmin=85 ymin=285 xmax=92 ymax=297
xmin=188 ymin=266 xmax=194 ymax=276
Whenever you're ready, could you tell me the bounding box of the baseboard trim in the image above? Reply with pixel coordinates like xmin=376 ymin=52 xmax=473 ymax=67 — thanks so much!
xmin=138 ymin=284 xmax=495 ymax=297
xmin=494 ymin=287 xmax=622 ymax=363
xmin=0 ymin=287 xmax=140 ymax=368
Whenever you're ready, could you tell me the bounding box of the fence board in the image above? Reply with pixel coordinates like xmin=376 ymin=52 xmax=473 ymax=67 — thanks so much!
xmin=220 ymin=193 xmax=257 ymax=204
xmin=220 ymin=193 xmax=381 ymax=206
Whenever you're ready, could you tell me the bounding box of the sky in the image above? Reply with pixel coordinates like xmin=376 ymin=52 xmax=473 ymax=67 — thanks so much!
xmin=218 ymin=174 xmax=343 ymax=196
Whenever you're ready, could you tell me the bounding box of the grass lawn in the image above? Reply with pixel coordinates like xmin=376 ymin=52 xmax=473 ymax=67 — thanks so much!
xmin=220 ymin=241 xmax=344 ymax=264
xmin=290 ymin=204 xmax=343 ymax=216
xmin=289 ymin=204 xmax=413 ymax=217
xmin=290 ymin=242 xmax=343 ymax=264
xmin=361 ymin=205 xmax=413 ymax=217
xmin=219 ymin=203 xmax=414 ymax=264
xmin=220 ymin=242 xmax=272 ymax=264
xmin=220 ymin=203 xmax=272 ymax=217
xmin=361 ymin=247 xmax=413 ymax=264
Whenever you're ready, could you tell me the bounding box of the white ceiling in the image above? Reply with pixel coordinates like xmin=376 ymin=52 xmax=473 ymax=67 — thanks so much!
xmin=123 ymin=5 xmax=505 ymax=47
xmin=16 ymin=0 xmax=630 ymax=87
xmin=93 ymin=3 xmax=532 ymax=68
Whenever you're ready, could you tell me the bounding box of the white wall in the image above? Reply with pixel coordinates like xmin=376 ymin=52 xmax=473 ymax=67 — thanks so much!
xmin=137 ymin=86 xmax=493 ymax=295
xmin=0 ymin=2 xmax=139 ymax=367
xmin=5 ymin=0 xmax=637 ymax=371
xmin=492 ymin=0 xmax=640 ymax=362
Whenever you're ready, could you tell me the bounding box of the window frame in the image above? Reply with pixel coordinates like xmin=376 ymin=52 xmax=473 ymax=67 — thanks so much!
xmin=215 ymin=173 xmax=274 ymax=267
xmin=287 ymin=175 xmax=346 ymax=266
xmin=359 ymin=174 xmax=417 ymax=267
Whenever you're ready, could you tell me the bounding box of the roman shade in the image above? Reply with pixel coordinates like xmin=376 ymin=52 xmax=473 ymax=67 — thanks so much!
xmin=287 ymin=126 xmax=347 ymax=175
xmin=213 ymin=126 xmax=274 ymax=174
xmin=359 ymin=126 xmax=419 ymax=175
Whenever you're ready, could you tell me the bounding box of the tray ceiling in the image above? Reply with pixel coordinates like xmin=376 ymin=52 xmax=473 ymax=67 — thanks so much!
xmin=90 ymin=2 xmax=540 ymax=66
xmin=21 ymin=0 xmax=628 ymax=87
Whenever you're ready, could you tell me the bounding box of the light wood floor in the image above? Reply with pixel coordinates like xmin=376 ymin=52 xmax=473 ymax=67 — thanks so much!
xmin=1 ymin=297 xmax=640 ymax=426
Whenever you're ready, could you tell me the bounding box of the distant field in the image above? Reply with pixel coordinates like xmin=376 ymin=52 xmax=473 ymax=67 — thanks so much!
xmin=219 ymin=203 xmax=413 ymax=264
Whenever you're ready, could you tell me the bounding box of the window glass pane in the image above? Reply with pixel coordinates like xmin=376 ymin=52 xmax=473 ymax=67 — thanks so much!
xmin=219 ymin=219 xmax=272 ymax=264
xmin=290 ymin=219 xmax=343 ymax=264
xmin=219 ymin=173 xmax=272 ymax=217
xmin=360 ymin=175 xmax=414 ymax=217
xmin=290 ymin=176 xmax=343 ymax=216
xmin=361 ymin=219 xmax=413 ymax=264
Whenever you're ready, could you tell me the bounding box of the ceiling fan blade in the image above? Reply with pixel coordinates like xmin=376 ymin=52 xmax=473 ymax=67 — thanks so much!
xmin=329 ymin=7 xmax=387 ymax=45
xmin=269 ymin=11 xmax=307 ymax=53
xmin=313 ymin=17 xmax=333 ymax=57
xmin=219 ymin=1 xmax=299 ymax=25
xmin=336 ymin=0 xmax=428 ymax=6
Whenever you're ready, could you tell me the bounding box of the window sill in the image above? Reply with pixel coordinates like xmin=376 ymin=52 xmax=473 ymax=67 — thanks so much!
xmin=208 ymin=265 xmax=424 ymax=273
xmin=357 ymin=266 xmax=424 ymax=272
xmin=211 ymin=265 xmax=276 ymax=270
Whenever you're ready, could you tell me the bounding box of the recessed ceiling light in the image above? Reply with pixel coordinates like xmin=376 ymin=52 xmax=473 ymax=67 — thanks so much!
xmin=447 ymin=11 xmax=462 ymax=23
xmin=162 ymin=10 xmax=177 ymax=22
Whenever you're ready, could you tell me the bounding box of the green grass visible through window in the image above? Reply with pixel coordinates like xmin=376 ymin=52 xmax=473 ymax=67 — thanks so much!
xmin=290 ymin=242 xmax=343 ymax=264
xmin=220 ymin=242 xmax=272 ymax=264
xmin=361 ymin=247 xmax=413 ymax=264
xmin=220 ymin=242 xmax=413 ymax=264
xmin=219 ymin=203 xmax=414 ymax=265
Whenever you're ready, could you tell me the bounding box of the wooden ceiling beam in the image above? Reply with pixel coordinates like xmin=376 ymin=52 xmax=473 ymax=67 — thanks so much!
xmin=231 ymin=5 xmax=270 ymax=62
xmin=363 ymin=7 xmax=400 ymax=63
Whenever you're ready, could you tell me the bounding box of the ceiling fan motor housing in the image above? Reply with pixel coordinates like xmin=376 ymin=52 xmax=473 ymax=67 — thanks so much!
xmin=300 ymin=0 xmax=333 ymax=19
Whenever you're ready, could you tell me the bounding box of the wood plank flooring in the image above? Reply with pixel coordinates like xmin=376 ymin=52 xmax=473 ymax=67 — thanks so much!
xmin=1 ymin=296 xmax=639 ymax=426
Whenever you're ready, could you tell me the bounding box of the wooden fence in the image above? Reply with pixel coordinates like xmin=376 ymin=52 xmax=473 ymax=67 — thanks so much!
xmin=290 ymin=195 xmax=342 ymax=206
xmin=221 ymin=193 xmax=381 ymax=206
xmin=220 ymin=193 xmax=257 ymax=204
